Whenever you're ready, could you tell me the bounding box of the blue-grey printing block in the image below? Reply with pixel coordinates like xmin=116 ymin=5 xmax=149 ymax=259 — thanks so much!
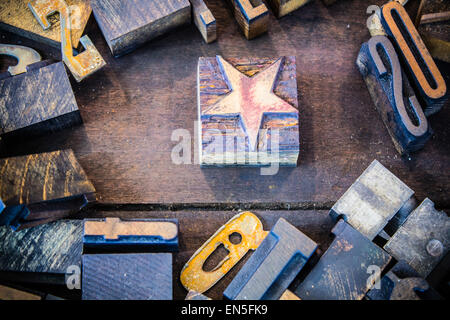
xmin=82 ymin=253 xmax=172 ymax=300
xmin=223 ymin=218 xmax=317 ymax=300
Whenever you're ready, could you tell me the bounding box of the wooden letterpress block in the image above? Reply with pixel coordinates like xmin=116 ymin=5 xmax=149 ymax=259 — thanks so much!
xmin=226 ymin=0 xmax=269 ymax=39
xmin=0 ymin=61 xmax=82 ymax=140
xmin=384 ymin=199 xmax=449 ymax=278
xmin=0 ymin=150 xmax=96 ymax=230
xmin=83 ymin=217 xmax=179 ymax=252
xmin=0 ymin=220 xmax=83 ymax=283
xmin=381 ymin=1 xmax=447 ymax=115
xmin=357 ymin=36 xmax=432 ymax=156
xmin=0 ymin=285 xmax=42 ymax=300
xmin=181 ymin=212 xmax=267 ymax=293
xmin=267 ymin=0 xmax=312 ymax=18
xmin=329 ymin=160 xmax=414 ymax=240
xmin=198 ymin=56 xmax=300 ymax=167
xmin=223 ymin=218 xmax=317 ymax=300
xmin=90 ymin=0 xmax=191 ymax=57
xmin=82 ymin=253 xmax=172 ymax=300
xmin=0 ymin=0 xmax=91 ymax=49
xmin=294 ymin=220 xmax=392 ymax=300
xmin=190 ymin=0 xmax=216 ymax=43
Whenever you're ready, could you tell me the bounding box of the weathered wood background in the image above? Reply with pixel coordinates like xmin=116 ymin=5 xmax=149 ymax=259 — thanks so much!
xmin=0 ymin=0 xmax=448 ymax=300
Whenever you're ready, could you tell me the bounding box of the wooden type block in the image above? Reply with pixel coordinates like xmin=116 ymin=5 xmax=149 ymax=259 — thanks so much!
xmin=329 ymin=160 xmax=415 ymax=240
xmin=190 ymin=0 xmax=216 ymax=43
xmin=0 ymin=0 xmax=91 ymax=49
xmin=82 ymin=253 xmax=172 ymax=300
xmin=226 ymin=0 xmax=269 ymax=39
xmin=0 ymin=61 xmax=81 ymax=140
xmin=384 ymin=198 xmax=449 ymax=278
xmin=356 ymin=36 xmax=432 ymax=155
xmin=0 ymin=150 xmax=96 ymax=230
xmin=381 ymin=1 xmax=447 ymax=116
xmin=267 ymin=0 xmax=312 ymax=18
xmin=294 ymin=220 xmax=392 ymax=300
xmin=90 ymin=0 xmax=191 ymax=57
xmin=0 ymin=220 xmax=83 ymax=283
xmin=223 ymin=218 xmax=317 ymax=300
xmin=198 ymin=56 xmax=300 ymax=167
xmin=83 ymin=217 xmax=179 ymax=252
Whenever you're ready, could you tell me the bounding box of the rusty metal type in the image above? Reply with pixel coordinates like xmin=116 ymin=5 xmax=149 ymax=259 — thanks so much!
xmin=381 ymin=1 xmax=447 ymax=116
xmin=83 ymin=217 xmax=179 ymax=251
xmin=28 ymin=0 xmax=106 ymax=82
xmin=390 ymin=278 xmax=429 ymax=300
xmin=0 ymin=44 xmax=41 ymax=75
xmin=180 ymin=211 xmax=268 ymax=293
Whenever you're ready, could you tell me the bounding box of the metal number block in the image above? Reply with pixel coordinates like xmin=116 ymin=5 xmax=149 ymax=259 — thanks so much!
xmin=0 ymin=45 xmax=82 ymax=140
xmin=0 ymin=0 xmax=91 ymax=49
xmin=294 ymin=220 xmax=392 ymax=300
xmin=223 ymin=218 xmax=317 ymax=300
xmin=198 ymin=56 xmax=300 ymax=167
xmin=190 ymin=0 xmax=216 ymax=43
xmin=267 ymin=0 xmax=312 ymax=18
xmin=330 ymin=160 xmax=415 ymax=240
xmin=82 ymin=253 xmax=172 ymax=300
xmin=90 ymin=0 xmax=191 ymax=57
xmin=384 ymin=198 xmax=449 ymax=278
xmin=356 ymin=36 xmax=431 ymax=155
xmin=83 ymin=217 xmax=179 ymax=252
xmin=226 ymin=0 xmax=269 ymax=39
xmin=0 ymin=150 xmax=96 ymax=230
xmin=181 ymin=211 xmax=267 ymax=293
xmin=381 ymin=1 xmax=447 ymax=116
xmin=0 ymin=220 xmax=83 ymax=284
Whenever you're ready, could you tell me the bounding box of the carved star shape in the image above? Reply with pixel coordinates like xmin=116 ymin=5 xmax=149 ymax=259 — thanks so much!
xmin=203 ymin=56 xmax=298 ymax=151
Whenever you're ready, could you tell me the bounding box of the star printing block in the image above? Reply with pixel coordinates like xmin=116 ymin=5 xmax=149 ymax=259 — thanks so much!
xmin=197 ymin=56 xmax=300 ymax=167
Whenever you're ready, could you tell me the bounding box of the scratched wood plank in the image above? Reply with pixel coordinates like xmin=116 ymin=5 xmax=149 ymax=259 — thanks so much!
xmin=73 ymin=209 xmax=334 ymax=300
xmin=0 ymin=0 xmax=448 ymax=207
xmin=0 ymin=61 xmax=81 ymax=139
xmin=0 ymin=220 xmax=83 ymax=282
xmin=90 ymin=0 xmax=191 ymax=57
xmin=0 ymin=0 xmax=91 ymax=49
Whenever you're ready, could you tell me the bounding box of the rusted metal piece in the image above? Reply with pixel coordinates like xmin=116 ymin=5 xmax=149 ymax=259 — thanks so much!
xmin=0 ymin=44 xmax=41 ymax=75
xmin=384 ymin=198 xmax=449 ymax=278
xmin=83 ymin=217 xmax=179 ymax=251
xmin=28 ymin=0 xmax=106 ymax=82
xmin=279 ymin=290 xmax=301 ymax=300
xmin=329 ymin=160 xmax=415 ymax=240
xmin=420 ymin=11 xmax=450 ymax=24
xmin=381 ymin=1 xmax=447 ymax=116
xmin=185 ymin=290 xmax=212 ymax=300
xmin=180 ymin=211 xmax=268 ymax=293
xmin=390 ymin=278 xmax=429 ymax=300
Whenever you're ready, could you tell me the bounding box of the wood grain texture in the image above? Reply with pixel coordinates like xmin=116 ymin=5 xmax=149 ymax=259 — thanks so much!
xmin=91 ymin=0 xmax=191 ymax=57
xmin=267 ymin=0 xmax=312 ymax=18
xmin=190 ymin=0 xmax=216 ymax=43
xmin=0 ymin=61 xmax=81 ymax=139
xmin=0 ymin=284 xmax=42 ymax=300
xmin=198 ymin=56 xmax=299 ymax=166
xmin=82 ymin=253 xmax=172 ymax=300
xmin=0 ymin=0 xmax=91 ymax=49
xmin=0 ymin=0 xmax=449 ymax=207
xmin=294 ymin=220 xmax=392 ymax=300
xmin=0 ymin=219 xmax=83 ymax=277
xmin=226 ymin=0 xmax=269 ymax=39
xmin=74 ymin=209 xmax=335 ymax=300
xmin=0 ymin=149 xmax=95 ymax=206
